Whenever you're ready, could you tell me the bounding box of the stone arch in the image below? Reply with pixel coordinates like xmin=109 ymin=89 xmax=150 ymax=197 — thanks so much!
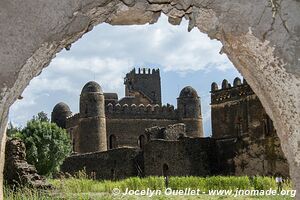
xmin=0 ymin=0 xmax=300 ymax=198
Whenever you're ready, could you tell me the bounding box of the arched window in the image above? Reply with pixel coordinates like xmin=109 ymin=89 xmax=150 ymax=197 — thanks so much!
xmin=138 ymin=135 xmax=145 ymax=149
xmin=109 ymin=135 xmax=117 ymax=149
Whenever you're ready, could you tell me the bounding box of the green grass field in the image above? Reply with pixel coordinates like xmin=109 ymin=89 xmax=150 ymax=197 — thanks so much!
xmin=4 ymin=176 xmax=296 ymax=200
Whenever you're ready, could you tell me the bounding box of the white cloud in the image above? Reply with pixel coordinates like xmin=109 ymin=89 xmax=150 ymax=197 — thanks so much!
xmin=9 ymin=14 xmax=236 ymax=135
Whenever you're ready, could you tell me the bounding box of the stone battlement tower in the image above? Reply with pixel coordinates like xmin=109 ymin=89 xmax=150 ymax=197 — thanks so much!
xmin=124 ymin=68 xmax=161 ymax=105
xmin=210 ymin=77 xmax=275 ymax=139
xmin=78 ymin=81 xmax=107 ymax=153
xmin=177 ymin=86 xmax=203 ymax=137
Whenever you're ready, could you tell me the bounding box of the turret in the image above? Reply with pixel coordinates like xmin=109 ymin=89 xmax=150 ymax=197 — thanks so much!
xmin=124 ymin=68 xmax=161 ymax=105
xmin=78 ymin=81 xmax=107 ymax=153
xmin=177 ymin=86 xmax=203 ymax=137
xmin=51 ymin=102 xmax=72 ymax=129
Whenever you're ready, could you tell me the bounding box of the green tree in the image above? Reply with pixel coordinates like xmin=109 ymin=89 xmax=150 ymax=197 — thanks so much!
xmin=20 ymin=117 xmax=71 ymax=176
xmin=32 ymin=111 xmax=49 ymax=122
xmin=6 ymin=121 xmax=22 ymax=138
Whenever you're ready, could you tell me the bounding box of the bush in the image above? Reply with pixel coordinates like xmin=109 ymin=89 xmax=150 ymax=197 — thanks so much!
xmin=20 ymin=116 xmax=71 ymax=176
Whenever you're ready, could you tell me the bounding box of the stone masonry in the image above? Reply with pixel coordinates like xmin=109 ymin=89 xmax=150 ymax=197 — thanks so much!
xmin=1 ymin=1 xmax=300 ymax=198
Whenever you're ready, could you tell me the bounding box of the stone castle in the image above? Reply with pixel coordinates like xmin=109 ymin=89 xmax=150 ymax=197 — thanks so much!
xmin=52 ymin=68 xmax=289 ymax=179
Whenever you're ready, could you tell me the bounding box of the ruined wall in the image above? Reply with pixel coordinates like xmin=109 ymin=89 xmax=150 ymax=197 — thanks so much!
xmin=4 ymin=139 xmax=50 ymax=188
xmin=144 ymin=138 xmax=217 ymax=177
xmin=215 ymin=135 xmax=289 ymax=177
xmin=233 ymin=135 xmax=289 ymax=177
xmin=145 ymin=123 xmax=186 ymax=141
xmin=61 ymin=147 xmax=142 ymax=180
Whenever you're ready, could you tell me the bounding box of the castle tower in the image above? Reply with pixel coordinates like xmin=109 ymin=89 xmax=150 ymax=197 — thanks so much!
xmin=51 ymin=102 xmax=72 ymax=129
xmin=124 ymin=68 xmax=161 ymax=105
xmin=78 ymin=81 xmax=107 ymax=153
xmin=210 ymin=77 xmax=266 ymax=139
xmin=177 ymin=86 xmax=203 ymax=137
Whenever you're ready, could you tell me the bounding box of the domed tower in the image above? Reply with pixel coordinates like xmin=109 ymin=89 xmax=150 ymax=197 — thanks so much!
xmin=78 ymin=81 xmax=107 ymax=153
xmin=51 ymin=102 xmax=72 ymax=129
xmin=177 ymin=86 xmax=203 ymax=137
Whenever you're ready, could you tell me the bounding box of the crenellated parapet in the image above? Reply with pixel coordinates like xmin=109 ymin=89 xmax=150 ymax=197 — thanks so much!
xmin=66 ymin=113 xmax=80 ymax=128
xmin=105 ymin=103 xmax=178 ymax=119
xmin=127 ymin=67 xmax=160 ymax=75
xmin=211 ymin=77 xmax=255 ymax=105
xmin=124 ymin=67 xmax=161 ymax=105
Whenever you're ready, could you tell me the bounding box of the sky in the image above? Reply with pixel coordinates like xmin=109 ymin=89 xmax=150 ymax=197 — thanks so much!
xmin=9 ymin=14 xmax=242 ymax=136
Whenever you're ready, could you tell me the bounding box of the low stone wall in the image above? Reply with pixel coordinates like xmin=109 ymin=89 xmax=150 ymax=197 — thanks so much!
xmin=143 ymin=137 xmax=217 ymax=177
xmin=61 ymin=147 xmax=143 ymax=180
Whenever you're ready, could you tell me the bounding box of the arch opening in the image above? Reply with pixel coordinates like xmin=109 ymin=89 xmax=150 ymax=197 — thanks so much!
xmin=1 ymin=1 xmax=300 ymax=198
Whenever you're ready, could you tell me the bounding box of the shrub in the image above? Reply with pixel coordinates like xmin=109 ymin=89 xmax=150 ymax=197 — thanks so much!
xmin=20 ymin=115 xmax=71 ymax=176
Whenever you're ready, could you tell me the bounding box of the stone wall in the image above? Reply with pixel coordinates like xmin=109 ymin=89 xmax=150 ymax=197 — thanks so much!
xmin=143 ymin=137 xmax=217 ymax=177
xmin=61 ymin=147 xmax=143 ymax=180
xmin=106 ymin=118 xmax=178 ymax=148
xmin=4 ymin=139 xmax=50 ymax=188
xmin=211 ymin=79 xmax=276 ymax=140
xmin=215 ymin=135 xmax=289 ymax=177
xmin=105 ymin=103 xmax=177 ymax=119
xmin=145 ymin=123 xmax=186 ymax=141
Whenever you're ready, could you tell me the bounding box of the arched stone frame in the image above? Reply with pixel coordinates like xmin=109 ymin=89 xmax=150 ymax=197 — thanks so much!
xmin=0 ymin=0 xmax=299 ymax=198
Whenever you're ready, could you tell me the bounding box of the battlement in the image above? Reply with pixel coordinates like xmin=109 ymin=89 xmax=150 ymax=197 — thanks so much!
xmin=124 ymin=67 xmax=162 ymax=105
xmin=211 ymin=77 xmax=255 ymax=105
xmin=66 ymin=113 xmax=80 ymax=128
xmin=105 ymin=103 xmax=178 ymax=119
xmin=127 ymin=68 xmax=160 ymax=75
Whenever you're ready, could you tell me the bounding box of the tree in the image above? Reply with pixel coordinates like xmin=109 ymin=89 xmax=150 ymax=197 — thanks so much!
xmin=6 ymin=121 xmax=22 ymax=138
xmin=20 ymin=116 xmax=71 ymax=176
xmin=32 ymin=111 xmax=49 ymax=122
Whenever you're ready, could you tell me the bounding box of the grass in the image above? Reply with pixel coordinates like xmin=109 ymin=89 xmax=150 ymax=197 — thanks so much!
xmin=4 ymin=176 xmax=295 ymax=200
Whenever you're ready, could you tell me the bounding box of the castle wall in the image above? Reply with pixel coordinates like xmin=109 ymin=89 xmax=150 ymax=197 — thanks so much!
xmin=118 ymin=91 xmax=152 ymax=106
xmin=145 ymin=123 xmax=186 ymax=141
xmin=233 ymin=135 xmax=289 ymax=177
xmin=144 ymin=138 xmax=217 ymax=177
xmin=105 ymin=103 xmax=177 ymax=119
xmin=61 ymin=148 xmax=142 ymax=180
xmin=211 ymin=83 xmax=255 ymax=139
xmin=212 ymin=79 xmax=289 ymax=177
xmin=106 ymin=119 xmax=178 ymax=148
xmin=211 ymin=82 xmax=272 ymax=139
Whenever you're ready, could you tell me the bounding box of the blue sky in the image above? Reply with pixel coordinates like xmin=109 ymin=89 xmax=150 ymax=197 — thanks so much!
xmin=9 ymin=15 xmax=241 ymax=136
